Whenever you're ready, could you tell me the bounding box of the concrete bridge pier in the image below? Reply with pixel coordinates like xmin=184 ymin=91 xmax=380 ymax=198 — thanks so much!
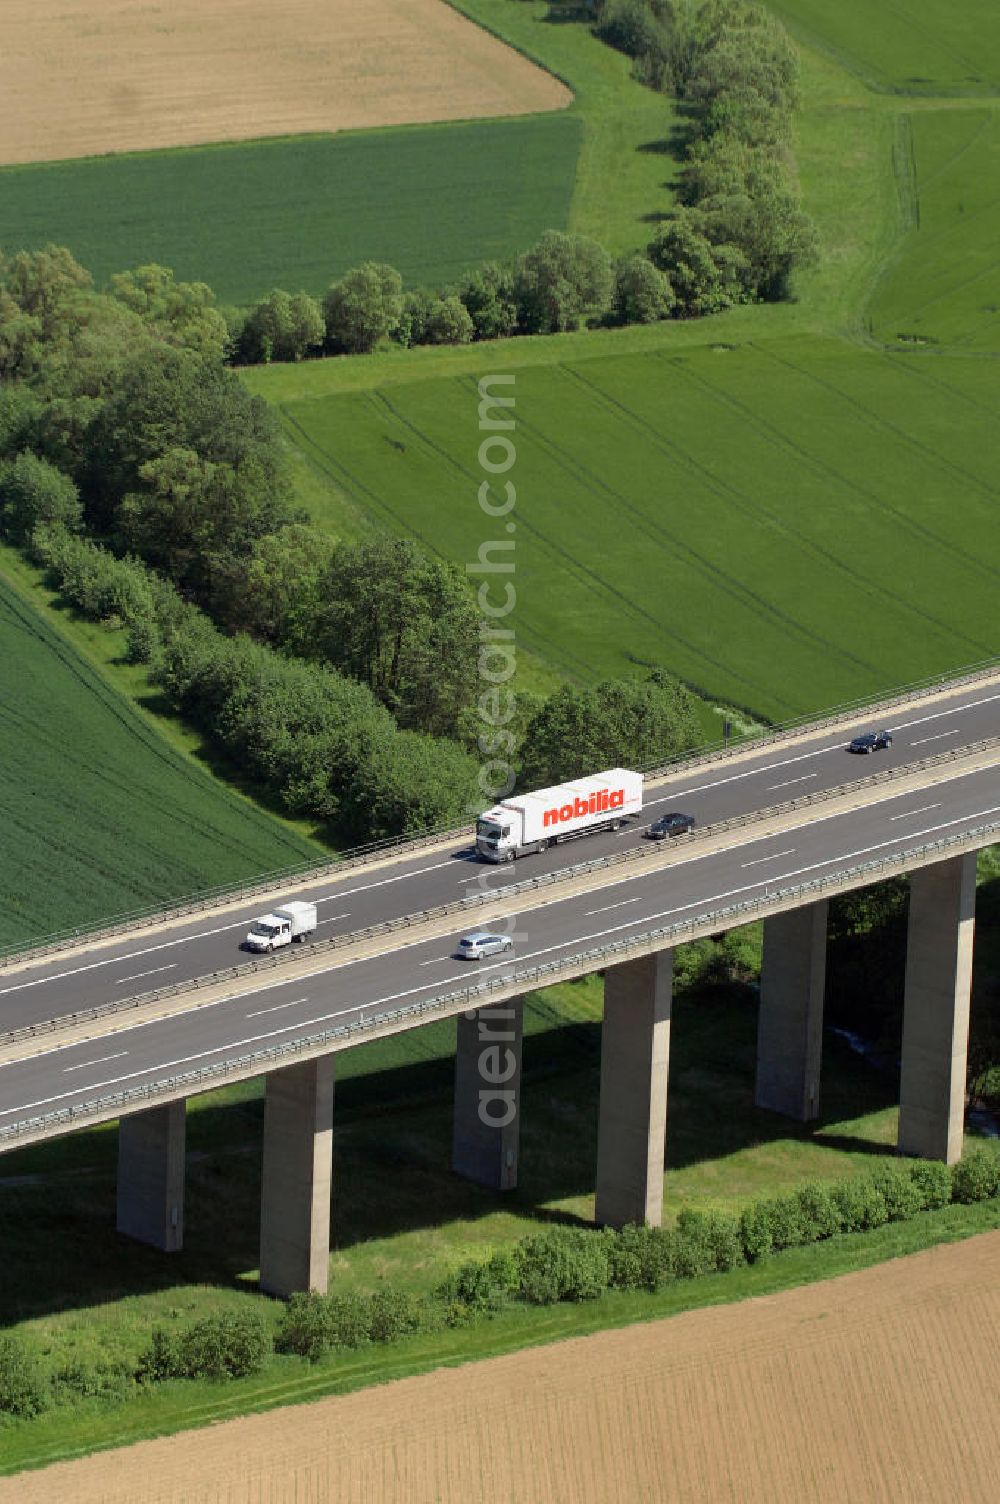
xmin=453 ymin=998 xmax=524 ymax=1191
xmin=259 ymin=1056 xmax=334 ymax=1297
xmin=595 ymin=950 xmax=672 ymax=1228
xmin=755 ymin=901 xmax=828 ymax=1122
xmin=116 ymin=1100 xmax=186 ymax=1252
xmin=899 ymin=854 xmax=976 ymax=1163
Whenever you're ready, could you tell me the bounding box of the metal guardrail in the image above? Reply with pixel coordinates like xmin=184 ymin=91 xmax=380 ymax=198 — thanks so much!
xmin=3 ymin=656 xmax=999 ymax=971
xmin=4 ymin=733 xmax=999 ymax=1049
xmin=3 ymin=815 xmax=998 ymax=1146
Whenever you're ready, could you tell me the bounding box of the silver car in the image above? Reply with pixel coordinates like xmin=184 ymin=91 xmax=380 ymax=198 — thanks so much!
xmin=455 ymin=931 xmax=514 ymax=960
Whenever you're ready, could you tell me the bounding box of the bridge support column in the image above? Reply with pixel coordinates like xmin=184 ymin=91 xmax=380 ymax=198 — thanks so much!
xmin=259 ymin=1056 xmax=334 ymax=1297
xmin=116 ymin=1101 xmax=185 ymax=1252
xmin=595 ymin=951 xmax=671 ymax=1228
xmin=899 ymin=854 xmax=976 ymax=1163
xmin=453 ymin=999 xmax=523 ymax=1190
xmin=755 ymin=900 xmax=828 ymax=1122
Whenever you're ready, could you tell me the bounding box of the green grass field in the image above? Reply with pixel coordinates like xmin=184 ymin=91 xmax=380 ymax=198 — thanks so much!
xmin=0 ymin=115 xmax=581 ymax=304
xmin=265 ymin=335 xmax=1000 ymax=718
xmin=0 ymin=571 xmax=322 ymax=952
xmin=771 ymin=0 xmax=1000 ymax=94
xmin=869 ymin=109 xmax=1000 ymax=350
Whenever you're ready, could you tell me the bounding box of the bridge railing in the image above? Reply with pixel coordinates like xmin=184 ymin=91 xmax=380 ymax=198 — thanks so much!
xmin=2 ymin=654 xmax=999 ymax=971
xmin=4 ymin=733 xmax=997 ymax=1049
xmin=2 ymin=814 xmax=998 ymax=1147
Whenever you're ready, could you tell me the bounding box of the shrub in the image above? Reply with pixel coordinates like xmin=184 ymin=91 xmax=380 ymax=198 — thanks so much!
xmin=908 ymin=1159 xmax=952 ymax=1211
xmin=0 ymin=450 xmax=82 ymax=543
xmin=135 ymin=1326 xmax=183 ymax=1385
xmin=367 ymin=1289 xmax=426 ymax=1344
xmin=517 ymin=1227 xmax=611 ymax=1304
xmin=51 ymin=1358 xmax=134 ymax=1405
xmin=951 ymin=1146 xmax=1000 ymax=1205
xmin=794 ymin=1183 xmax=842 ymax=1242
xmin=178 ymin=1309 xmax=272 ymax=1381
xmin=605 ymin=1224 xmax=675 ymax=1293
xmin=0 ymin=1334 xmax=49 ymax=1418
xmin=767 ymin=1195 xmax=808 ymax=1251
xmin=276 ymin=1293 xmax=334 ymax=1363
xmin=831 ymin=1178 xmax=889 ymax=1234
xmin=446 ymin=1249 xmax=521 ymax=1314
xmin=870 ymin=1165 xmax=924 ymax=1222
xmin=675 ymin=1208 xmax=744 ymax=1272
xmin=327 ymin=1293 xmax=373 ymax=1350
xmin=739 ymin=1200 xmax=775 ymax=1262
xmin=612 ymin=254 xmax=675 ymax=324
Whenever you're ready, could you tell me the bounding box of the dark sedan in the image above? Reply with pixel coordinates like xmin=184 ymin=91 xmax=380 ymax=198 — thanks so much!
xmin=647 ymin=811 xmax=697 ymax=839
xmin=848 ymin=729 xmax=893 ymax=753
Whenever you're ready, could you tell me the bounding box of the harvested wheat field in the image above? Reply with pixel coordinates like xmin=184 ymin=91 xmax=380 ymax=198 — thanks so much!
xmin=0 ymin=0 xmax=571 ymax=166
xmin=5 ymin=1231 xmax=1000 ymax=1503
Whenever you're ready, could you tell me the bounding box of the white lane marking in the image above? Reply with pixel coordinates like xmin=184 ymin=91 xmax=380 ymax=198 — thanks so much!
xmin=419 ymin=956 xmax=453 ymax=966
xmin=767 ymin=774 xmax=817 ymax=791
xmin=63 ymin=1051 xmax=127 ymax=1074
xmin=0 ymin=861 xmax=458 ymax=998
xmin=741 ymin=848 xmax=795 ymax=868
xmin=889 ymin=804 xmax=940 ymax=821
xmin=646 ymin=692 xmax=1000 ymax=803
xmin=116 ymin=965 xmax=177 ymax=985
xmin=586 ymin=897 xmax=641 ymax=916
xmin=317 ymin=860 xmax=457 ymax=904
xmin=7 ymin=692 xmax=997 ymax=1000
xmin=246 ymin=997 xmax=309 ymax=1018
xmin=911 ymin=731 xmax=958 ymax=746
xmin=7 ymin=785 xmax=999 ymax=1100
xmin=315 ymin=912 xmax=350 ymax=927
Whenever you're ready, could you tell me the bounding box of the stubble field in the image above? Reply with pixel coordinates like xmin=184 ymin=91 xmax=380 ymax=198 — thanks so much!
xmin=6 ymin=1230 xmax=999 ymax=1503
xmin=0 ymin=0 xmax=570 ymax=166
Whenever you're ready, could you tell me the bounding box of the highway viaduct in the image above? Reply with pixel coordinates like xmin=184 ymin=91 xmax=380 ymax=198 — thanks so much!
xmin=1 ymin=666 xmax=998 ymax=1296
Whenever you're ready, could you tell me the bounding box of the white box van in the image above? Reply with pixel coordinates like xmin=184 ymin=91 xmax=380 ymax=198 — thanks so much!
xmin=244 ymin=899 xmax=317 ymax=952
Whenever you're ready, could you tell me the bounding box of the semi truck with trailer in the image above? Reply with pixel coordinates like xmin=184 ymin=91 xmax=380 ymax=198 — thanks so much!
xmin=475 ymin=768 xmax=643 ymax=862
xmin=244 ymin=899 xmax=317 ymax=952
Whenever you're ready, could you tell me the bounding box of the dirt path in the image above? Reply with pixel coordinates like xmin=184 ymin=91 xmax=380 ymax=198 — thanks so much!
xmin=6 ymin=1230 xmax=1000 ymax=1502
xmin=0 ymin=0 xmax=571 ymax=166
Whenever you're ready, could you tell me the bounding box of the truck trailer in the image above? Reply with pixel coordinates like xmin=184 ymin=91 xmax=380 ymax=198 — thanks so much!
xmin=475 ymin=768 xmax=643 ymax=863
xmin=244 ymin=899 xmax=318 ymax=952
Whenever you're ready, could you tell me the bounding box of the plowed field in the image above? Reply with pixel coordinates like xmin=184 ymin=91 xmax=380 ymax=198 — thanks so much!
xmin=7 ymin=1230 xmax=999 ymax=1503
xmin=0 ymin=0 xmax=570 ymax=166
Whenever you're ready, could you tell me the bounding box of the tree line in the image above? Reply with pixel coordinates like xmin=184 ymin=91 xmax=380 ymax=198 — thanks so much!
xmin=220 ymin=0 xmax=816 ymax=366
xmin=596 ymin=0 xmax=817 ymax=304
xmin=0 ymin=246 xmax=702 ymax=842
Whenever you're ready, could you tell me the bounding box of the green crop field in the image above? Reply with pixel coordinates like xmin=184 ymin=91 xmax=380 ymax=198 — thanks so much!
xmin=0 ymin=115 xmax=581 ymax=304
xmin=268 ymin=335 xmax=1000 ymax=719
xmin=869 ymin=109 xmax=1000 ymax=350
xmin=770 ymin=0 xmax=1000 ymax=94
xmin=245 ymin=3 xmax=1000 ymax=721
xmin=0 ymin=574 xmax=322 ymax=952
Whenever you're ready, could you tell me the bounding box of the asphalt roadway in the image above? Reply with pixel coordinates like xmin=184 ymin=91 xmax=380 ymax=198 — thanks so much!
xmin=0 ymin=741 xmax=997 ymax=1136
xmin=2 ymin=675 xmax=998 ymax=1038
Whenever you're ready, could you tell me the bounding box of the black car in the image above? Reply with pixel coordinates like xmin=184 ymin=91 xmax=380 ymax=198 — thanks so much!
xmin=848 ymin=729 xmax=893 ymax=754
xmin=647 ymin=811 xmax=697 ymax=839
